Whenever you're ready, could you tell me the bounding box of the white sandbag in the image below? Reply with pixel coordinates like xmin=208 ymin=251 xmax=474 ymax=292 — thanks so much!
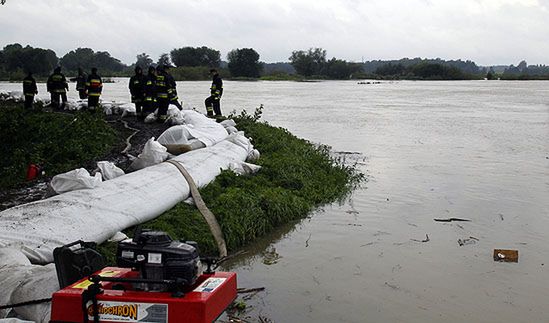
xmin=157 ymin=110 xmax=228 ymax=149
xmin=50 ymin=169 xmax=102 ymax=194
xmin=96 ymin=161 xmax=125 ymax=180
xmin=228 ymin=162 xmax=262 ymax=175
xmin=64 ymin=99 xmax=83 ymax=111
xmin=102 ymin=105 xmax=113 ymax=115
xmin=225 ymin=126 xmax=238 ymax=134
xmin=247 ymin=149 xmax=261 ymax=162
xmin=167 ymin=107 xmax=185 ymax=125
xmin=10 ymin=264 xmax=56 ymax=323
xmin=177 ymin=110 xmax=228 ymax=146
xmin=167 ymin=105 xmax=181 ymax=117
xmin=7 ymin=91 xmax=23 ymax=101
xmin=157 ymin=125 xmax=191 ymax=146
xmin=119 ymin=103 xmax=136 ymax=117
xmin=220 ymin=119 xmax=236 ymax=128
xmin=0 ymin=248 xmax=31 ymax=319
xmin=227 ymin=132 xmax=254 ymax=152
xmin=129 ymin=138 xmax=169 ymax=170
xmin=168 ymin=114 xmax=186 ymax=125
xmin=108 ymin=231 xmax=128 ymax=242
xmin=189 ymin=140 xmax=206 ymax=150
xmin=144 ymin=112 xmax=157 ymax=123
xmin=0 ymin=248 xmax=56 ymax=323
xmin=0 ymin=133 xmax=254 ymax=264
xmin=35 ymin=97 xmax=50 ymax=106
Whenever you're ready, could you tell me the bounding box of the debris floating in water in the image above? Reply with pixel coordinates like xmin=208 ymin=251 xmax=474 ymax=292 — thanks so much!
xmin=411 ymin=234 xmax=430 ymax=243
xmin=493 ymin=249 xmax=519 ymax=263
xmin=434 ymin=218 xmax=471 ymax=222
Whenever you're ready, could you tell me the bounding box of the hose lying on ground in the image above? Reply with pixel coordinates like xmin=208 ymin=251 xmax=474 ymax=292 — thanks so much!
xmin=165 ymin=160 xmax=227 ymax=258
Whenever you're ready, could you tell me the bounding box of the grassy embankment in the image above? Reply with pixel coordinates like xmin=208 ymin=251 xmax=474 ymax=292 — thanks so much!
xmin=97 ymin=107 xmax=363 ymax=263
xmin=0 ymin=99 xmax=362 ymax=261
xmin=0 ymin=100 xmax=117 ymax=189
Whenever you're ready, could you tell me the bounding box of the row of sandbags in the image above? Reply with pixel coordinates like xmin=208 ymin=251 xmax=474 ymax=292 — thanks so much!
xmin=0 ymin=106 xmax=261 ymax=322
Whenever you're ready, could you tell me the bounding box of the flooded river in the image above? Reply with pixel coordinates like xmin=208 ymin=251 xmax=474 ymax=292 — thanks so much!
xmin=2 ymin=80 xmax=548 ymax=322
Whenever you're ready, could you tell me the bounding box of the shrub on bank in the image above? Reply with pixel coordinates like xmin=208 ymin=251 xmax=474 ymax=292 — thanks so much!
xmin=0 ymin=101 xmax=116 ymax=188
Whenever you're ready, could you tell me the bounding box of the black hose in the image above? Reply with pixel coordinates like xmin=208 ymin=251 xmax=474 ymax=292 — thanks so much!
xmin=0 ymin=297 xmax=52 ymax=310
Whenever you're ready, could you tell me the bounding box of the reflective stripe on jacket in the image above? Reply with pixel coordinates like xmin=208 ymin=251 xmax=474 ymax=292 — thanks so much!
xmin=86 ymin=75 xmax=103 ymax=96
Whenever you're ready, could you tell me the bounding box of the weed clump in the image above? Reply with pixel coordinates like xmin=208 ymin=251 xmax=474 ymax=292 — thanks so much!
xmin=0 ymin=101 xmax=116 ymax=188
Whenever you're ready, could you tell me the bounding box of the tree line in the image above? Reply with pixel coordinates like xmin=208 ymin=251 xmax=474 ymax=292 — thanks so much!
xmin=0 ymin=43 xmax=266 ymax=80
xmin=2 ymin=43 xmax=548 ymax=81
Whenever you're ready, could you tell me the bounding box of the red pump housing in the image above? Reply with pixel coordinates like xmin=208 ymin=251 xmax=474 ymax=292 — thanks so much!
xmin=50 ymin=267 xmax=237 ymax=323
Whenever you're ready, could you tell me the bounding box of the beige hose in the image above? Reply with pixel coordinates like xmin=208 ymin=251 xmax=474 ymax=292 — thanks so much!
xmin=165 ymin=160 xmax=228 ymax=257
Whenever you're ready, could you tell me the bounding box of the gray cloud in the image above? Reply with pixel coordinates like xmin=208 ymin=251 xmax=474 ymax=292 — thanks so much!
xmin=1 ymin=0 xmax=547 ymax=65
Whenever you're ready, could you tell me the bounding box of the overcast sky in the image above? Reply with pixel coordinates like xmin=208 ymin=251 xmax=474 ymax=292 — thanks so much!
xmin=1 ymin=0 xmax=548 ymax=66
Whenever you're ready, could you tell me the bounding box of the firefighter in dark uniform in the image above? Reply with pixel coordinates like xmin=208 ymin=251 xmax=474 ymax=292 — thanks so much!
xmin=86 ymin=67 xmax=103 ymax=110
xmin=205 ymin=68 xmax=223 ymax=117
xmin=47 ymin=66 xmax=68 ymax=110
xmin=163 ymin=65 xmax=182 ymax=110
xmin=74 ymin=68 xmax=88 ymax=99
xmin=129 ymin=66 xmax=145 ymax=120
xmin=22 ymin=71 xmax=38 ymax=110
xmin=155 ymin=65 xmax=170 ymax=122
xmin=142 ymin=66 xmax=157 ymax=118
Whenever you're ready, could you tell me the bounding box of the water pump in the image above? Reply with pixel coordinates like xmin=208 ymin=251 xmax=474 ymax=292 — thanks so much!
xmin=50 ymin=230 xmax=237 ymax=323
xmin=116 ymin=228 xmax=200 ymax=292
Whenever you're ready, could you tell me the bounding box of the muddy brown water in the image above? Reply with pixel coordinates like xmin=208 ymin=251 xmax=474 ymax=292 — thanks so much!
xmin=1 ymin=80 xmax=548 ymax=322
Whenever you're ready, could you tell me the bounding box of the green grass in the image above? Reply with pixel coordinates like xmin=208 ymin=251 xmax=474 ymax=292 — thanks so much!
xmin=0 ymin=100 xmax=117 ymax=188
xmin=100 ymin=107 xmax=363 ymax=260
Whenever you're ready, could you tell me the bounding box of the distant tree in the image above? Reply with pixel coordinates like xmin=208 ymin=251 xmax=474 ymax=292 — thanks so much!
xmin=486 ymin=67 xmax=496 ymax=80
xmin=374 ymin=63 xmax=406 ymax=76
xmin=60 ymin=48 xmax=124 ymax=73
xmin=2 ymin=44 xmax=24 ymax=71
xmin=157 ymin=53 xmax=171 ymax=67
xmin=227 ymin=48 xmax=262 ymax=77
xmin=289 ymin=47 xmax=326 ymax=77
xmin=324 ymin=58 xmax=362 ymax=79
xmin=523 ymin=64 xmax=549 ymax=76
xmin=363 ymin=57 xmax=481 ymax=76
xmin=170 ymin=46 xmax=220 ymax=67
xmin=517 ymin=60 xmax=528 ymax=71
xmin=60 ymin=48 xmax=94 ymax=71
xmin=21 ymin=47 xmax=58 ymax=75
xmin=411 ymin=63 xmax=445 ymax=79
xmin=135 ymin=53 xmax=153 ymax=69
xmin=262 ymin=62 xmax=295 ymax=75
xmin=93 ymin=51 xmax=125 ymax=72
xmin=1 ymin=43 xmax=58 ymax=76
xmin=0 ymin=51 xmax=4 ymax=69
xmin=410 ymin=63 xmax=465 ymax=80
xmin=503 ymin=64 xmax=520 ymax=75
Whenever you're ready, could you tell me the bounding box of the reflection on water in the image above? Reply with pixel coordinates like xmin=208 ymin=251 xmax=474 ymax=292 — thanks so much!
xmin=2 ymin=80 xmax=548 ymax=322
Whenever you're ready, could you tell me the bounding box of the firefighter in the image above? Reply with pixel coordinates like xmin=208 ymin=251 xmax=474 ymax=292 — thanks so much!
xmin=142 ymin=66 xmax=157 ymax=119
xmin=74 ymin=68 xmax=88 ymax=99
xmin=47 ymin=66 xmax=68 ymax=110
xmin=86 ymin=67 xmax=103 ymax=110
xmin=129 ymin=65 xmax=145 ymax=120
xmin=163 ymin=65 xmax=182 ymax=110
xmin=204 ymin=68 xmax=223 ymax=117
xmin=22 ymin=71 xmax=38 ymax=110
xmin=155 ymin=65 xmax=170 ymax=122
